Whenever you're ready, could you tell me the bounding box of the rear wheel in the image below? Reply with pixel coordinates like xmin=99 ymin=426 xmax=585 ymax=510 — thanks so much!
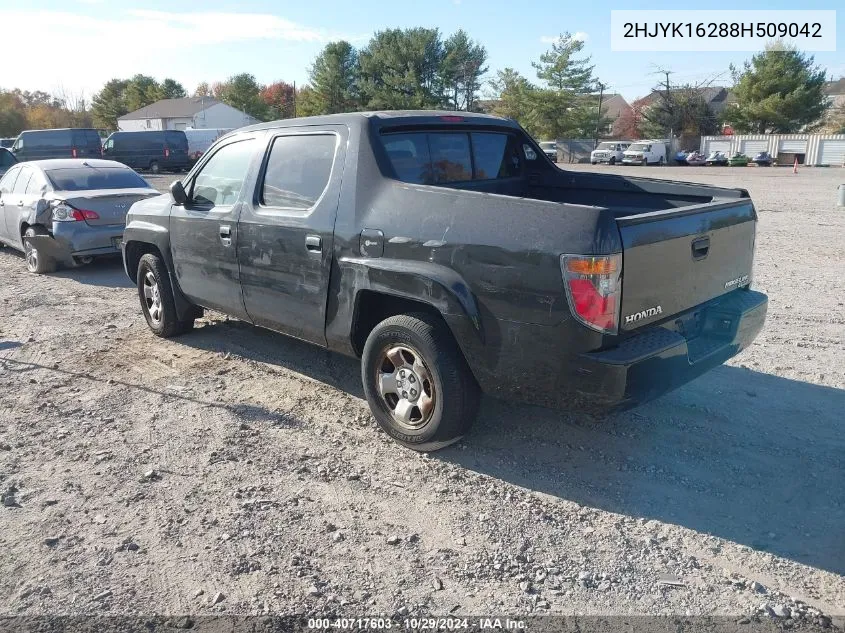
xmin=361 ymin=313 xmax=480 ymax=452
xmin=149 ymin=161 xmax=160 ymax=174
xmin=659 ymin=156 xmax=665 ymax=166
xmin=23 ymin=227 xmax=56 ymax=274
xmin=137 ymin=253 xmax=194 ymax=338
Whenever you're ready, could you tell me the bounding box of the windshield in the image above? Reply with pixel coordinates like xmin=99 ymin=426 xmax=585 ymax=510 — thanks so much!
xmin=597 ymin=143 xmax=615 ymax=150
xmin=628 ymin=143 xmax=648 ymax=151
xmin=45 ymin=167 xmax=151 ymax=191
xmin=539 ymin=142 xmax=556 ymax=150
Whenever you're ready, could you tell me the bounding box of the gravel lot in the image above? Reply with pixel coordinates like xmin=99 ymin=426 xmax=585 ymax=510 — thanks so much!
xmin=1 ymin=165 xmax=844 ymax=624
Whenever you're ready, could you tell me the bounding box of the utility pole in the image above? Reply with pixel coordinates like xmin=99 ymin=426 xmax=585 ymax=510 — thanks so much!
xmin=594 ymin=82 xmax=606 ymax=149
xmin=293 ymin=81 xmax=297 ymax=118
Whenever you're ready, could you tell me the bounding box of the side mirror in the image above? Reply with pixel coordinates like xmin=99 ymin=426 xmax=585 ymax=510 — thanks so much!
xmin=170 ymin=180 xmax=188 ymax=205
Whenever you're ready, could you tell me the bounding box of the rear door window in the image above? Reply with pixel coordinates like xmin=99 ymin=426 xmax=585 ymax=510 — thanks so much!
xmin=382 ymin=131 xmax=522 ymax=185
xmin=46 ymin=167 xmax=150 ymax=191
xmin=427 ymin=133 xmax=472 ymax=183
xmin=12 ymin=167 xmax=33 ymax=194
xmin=260 ymin=134 xmax=337 ymax=210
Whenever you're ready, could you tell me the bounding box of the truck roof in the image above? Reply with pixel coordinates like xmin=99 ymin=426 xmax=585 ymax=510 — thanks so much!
xmin=238 ymin=110 xmax=518 ymax=134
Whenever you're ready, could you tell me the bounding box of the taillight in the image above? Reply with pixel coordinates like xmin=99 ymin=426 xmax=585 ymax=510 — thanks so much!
xmin=439 ymin=115 xmax=464 ymax=122
xmin=52 ymin=203 xmax=100 ymax=222
xmin=561 ymin=254 xmax=622 ymax=334
xmin=164 ymin=147 xmax=170 ymax=158
xmin=72 ymin=148 xmax=78 ymax=158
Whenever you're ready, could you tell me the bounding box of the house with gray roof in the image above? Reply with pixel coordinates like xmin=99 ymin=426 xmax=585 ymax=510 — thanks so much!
xmin=117 ymin=97 xmax=259 ymax=132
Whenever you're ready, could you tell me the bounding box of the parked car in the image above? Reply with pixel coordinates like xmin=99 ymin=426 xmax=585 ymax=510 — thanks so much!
xmin=538 ymin=141 xmax=557 ymax=162
xmin=685 ymin=151 xmax=707 ymax=166
xmin=591 ymin=141 xmax=630 ymax=165
xmin=184 ymin=128 xmax=232 ymax=165
xmin=674 ymin=150 xmax=692 ymax=165
xmin=0 ymin=147 xmax=17 ymax=177
xmin=102 ymin=130 xmax=190 ymax=173
xmin=751 ymin=151 xmax=773 ymax=166
xmin=0 ymin=138 xmax=15 ymax=149
xmin=729 ymin=152 xmax=750 ymax=167
xmin=10 ymin=128 xmax=102 ymax=162
xmin=121 ymin=111 xmax=767 ymax=452
xmin=0 ymin=159 xmax=159 ymax=273
xmin=622 ymin=140 xmax=667 ymax=165
xmin=705 ymin=151 xmax=729 ymax=166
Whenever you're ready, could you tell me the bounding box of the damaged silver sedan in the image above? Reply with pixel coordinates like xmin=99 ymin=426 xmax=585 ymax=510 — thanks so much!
xmin=0 ymin=159 xmax=159 ymax=273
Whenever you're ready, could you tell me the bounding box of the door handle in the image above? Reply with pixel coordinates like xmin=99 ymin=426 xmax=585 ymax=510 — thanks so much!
xmin=219 ymin=224 xmax=232 ymax=246
xmin=305 ymin=235 xmax=322 ymax=253
xmin=691 ymin=236 xmax=710 ymax=260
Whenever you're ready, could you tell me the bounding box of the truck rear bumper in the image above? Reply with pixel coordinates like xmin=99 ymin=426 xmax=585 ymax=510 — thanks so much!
xmin=573 ymin=289 xmax=767 ymax=410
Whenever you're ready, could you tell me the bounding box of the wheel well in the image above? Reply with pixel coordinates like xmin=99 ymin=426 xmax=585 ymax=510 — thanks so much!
xmin=124 ymin=241 xmax=164 ymax=283
xmin=351 ymin=291 xmax=446 ymax=357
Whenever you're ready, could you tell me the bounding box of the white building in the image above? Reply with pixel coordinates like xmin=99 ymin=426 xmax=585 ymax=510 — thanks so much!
xmin=700 ymin=133 xmax=845 ymax=167
xmin=117 ymin=97 xmax=259 ymax=132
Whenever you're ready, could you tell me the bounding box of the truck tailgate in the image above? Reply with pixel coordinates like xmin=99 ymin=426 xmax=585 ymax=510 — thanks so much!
xmin=617 ymin=200 xmax=755 ymax=331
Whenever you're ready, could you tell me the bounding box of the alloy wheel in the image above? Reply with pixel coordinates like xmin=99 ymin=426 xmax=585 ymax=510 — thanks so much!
xmin=376 ymin=344 xmax=436 ymax=430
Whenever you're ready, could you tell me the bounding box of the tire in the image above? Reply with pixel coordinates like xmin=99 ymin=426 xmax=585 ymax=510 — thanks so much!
xmin=659 ymin=156 xmax=665 ymax=166
xmin=23 ymin=227 xmax=56 ymax=274
xmin=641 ymin=158 xmax=648 ymax=166
xmin=361 ymin=313 xmax=480 ymax=452
xmin=149 ymin=161 xmax=160 ymax=174
xmin=137 ymin=253 xmax=194 ymax=338
xmin=591 ymin=161 xmax=597 ymax=165
xmin=608 ymin=157 xmax=616 ymax=165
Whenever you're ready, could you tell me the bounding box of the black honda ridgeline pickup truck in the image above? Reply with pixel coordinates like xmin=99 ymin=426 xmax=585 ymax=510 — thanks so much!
xmin=122 ymin=111 xmax=767 ymax=451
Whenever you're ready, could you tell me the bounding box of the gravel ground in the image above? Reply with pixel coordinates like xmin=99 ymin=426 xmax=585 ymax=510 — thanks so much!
xmin=1 ymin=165 xmax=844 ymax=624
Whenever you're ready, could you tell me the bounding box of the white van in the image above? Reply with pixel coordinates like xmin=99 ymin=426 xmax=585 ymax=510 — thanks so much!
xmin=622 ymin=140 xmax=668 ymax=166
xmin=590 ymin=141 xmax=631 ymax=165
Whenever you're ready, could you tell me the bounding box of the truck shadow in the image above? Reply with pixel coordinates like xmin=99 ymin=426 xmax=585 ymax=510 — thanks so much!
xmin=440 ymin=365 xmax=845 ymax=577
xmin=178 ymin=320 xmax=845 ymax=576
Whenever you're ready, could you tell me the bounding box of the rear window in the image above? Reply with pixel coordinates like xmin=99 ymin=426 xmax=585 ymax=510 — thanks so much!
xmin=45 ymin=167 xmax=150 ymax=191
xmin=382 ymin=131 xmax=522 ymax=185
xmin=261 ymin=134 xmax=337 ymax=209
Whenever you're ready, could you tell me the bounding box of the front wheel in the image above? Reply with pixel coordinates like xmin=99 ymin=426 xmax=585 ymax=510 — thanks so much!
xmin=24 ymin=227 xmax=56 ymax=274
xmin=149 ymin=161 xmax=160 ymax=174
xmin=137 ymin=253 xmax=194 ymax=338
xmin=608 ymin=156 xmax=616 ymax=165
xmin=361 ymin=313 xmax=480 ymax=452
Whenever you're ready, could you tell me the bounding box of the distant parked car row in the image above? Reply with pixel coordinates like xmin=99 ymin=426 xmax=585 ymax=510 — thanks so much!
xmin=3 ymin=127 xmax=232 ymax=174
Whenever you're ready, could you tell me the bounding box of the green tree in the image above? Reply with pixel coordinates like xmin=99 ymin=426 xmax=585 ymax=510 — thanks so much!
xmin=727 ymin=43 xmax=828 ymax=133
xmin=295 ymin=85 xmax=324 ymax=117
xmin=159 ymin=78 xmax=187 ymax=100
xmin=528 ymin=33 xmax=600 ymax=139
xmin=488 ymin=68 xmax=537 ymax=132
xmin=641 ymin=84 xmax=720 ymax=139
xmin=308 ymin=41 xmax=360 ymax=114
xmin=217 ymin=73 xmax=268 ymax=120
xmin=358 ymin=28 xmax=446 ymax=109
xmin=92 ymin=79 xmax=130 ymax=130
xmin=441 ymin=30 xmax=488 ymax=111
xmin=125 ymin=74 xmax=161 ymax=112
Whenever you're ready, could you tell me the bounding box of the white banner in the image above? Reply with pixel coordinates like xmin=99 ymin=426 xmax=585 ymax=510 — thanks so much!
xmin=610 ymin=10 xmax=837 ymax=52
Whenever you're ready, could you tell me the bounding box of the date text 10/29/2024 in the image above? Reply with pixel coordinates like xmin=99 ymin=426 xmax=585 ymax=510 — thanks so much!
xmin=307 ymin=618 xmax=526 ymax=630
